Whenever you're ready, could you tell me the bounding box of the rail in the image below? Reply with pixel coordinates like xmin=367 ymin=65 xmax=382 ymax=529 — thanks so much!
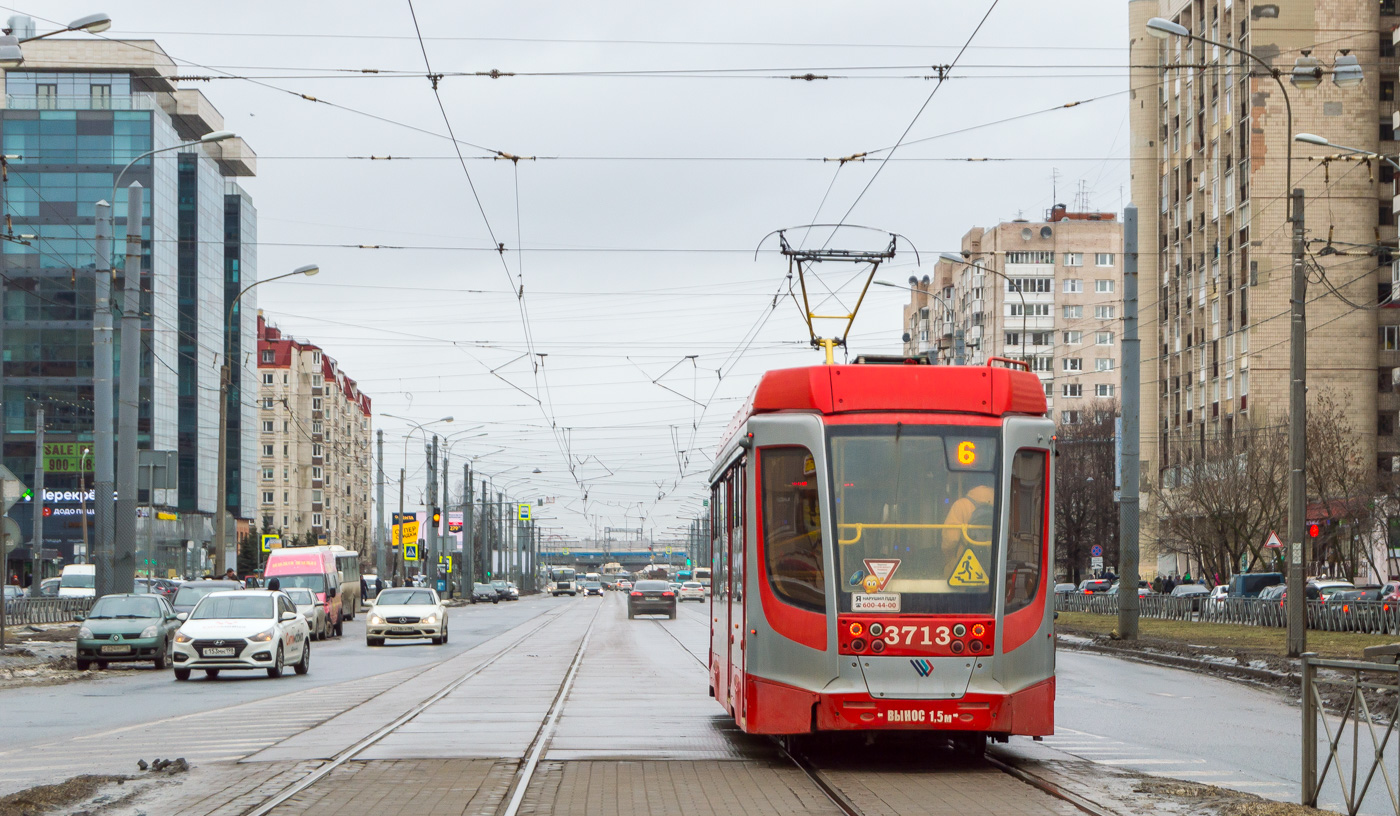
xmin=1056 ymin=594 xmax=1400 ymax=633
xmin=1301 ymin=653 xmax=1400 ymax=816
xmin=4 ymin=597 xmax=94 ymax=626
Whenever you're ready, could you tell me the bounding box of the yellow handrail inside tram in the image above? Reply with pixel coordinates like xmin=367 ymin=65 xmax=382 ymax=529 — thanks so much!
xmin=837 ymin=522 xmax=992 ymax=547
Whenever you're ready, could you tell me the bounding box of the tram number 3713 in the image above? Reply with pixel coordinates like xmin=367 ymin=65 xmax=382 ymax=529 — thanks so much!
xmin=881 ymin=625 xmax=951 ymax=646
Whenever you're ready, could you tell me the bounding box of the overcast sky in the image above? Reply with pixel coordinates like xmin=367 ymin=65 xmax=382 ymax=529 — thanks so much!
xmin=27 ymin=1 xmax=1128 ymax=543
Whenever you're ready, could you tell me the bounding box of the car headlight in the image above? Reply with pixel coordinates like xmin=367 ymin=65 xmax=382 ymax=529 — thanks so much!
xmin=369 ymin=614 xmax=384 ymax=625
xmin=77 ymin=626 xmax=92 ymax=639
xmin=248 ymin=627 xmax=276 ymax=643
xmin=140 ymin=625 xmax=159 ymax=639
xmin=174 ymin=631 xmax=193 ymax=643
xmin=422 ymin=614 xmax=437 ymax=624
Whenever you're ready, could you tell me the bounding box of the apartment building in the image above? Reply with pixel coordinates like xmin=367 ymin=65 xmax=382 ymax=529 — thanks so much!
xmin=902 ymin=206 xmax=1123 ymax=424
xmin=1127 ymin=0 xmax=1398 ymax=572
xmin=256 ymin=315 xmax=373 ymax=557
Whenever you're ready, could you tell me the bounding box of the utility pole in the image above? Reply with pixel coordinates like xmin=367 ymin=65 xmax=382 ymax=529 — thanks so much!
xmin=92 ymin=200 xmax=115 ymax=598
xmin=1117 ymin=204 xmax=1140 ymax=640
xmin=397 ymin=467 xmax=406 ymax=586
xmin=375 ymin=430 xmax=386 ymax=581
xmin=481 ymin=478 xmax=489 ymax=581
xmin=497 ymin=490 xmax=505 ymax=581
xmin=28 ymin=407 xmax=42 ymax=596
xmin=113 ymin=183 xmax=142 ymax=594
xmin=441 ymin=446 xmax=450 ymax=597
xmin=1287 ymin=188 xmax=1308 ymax=657
xmin=461 ymin=462 xmax=473 ymax=597
xmin=425 ymin=435 xmax=438 ymax=591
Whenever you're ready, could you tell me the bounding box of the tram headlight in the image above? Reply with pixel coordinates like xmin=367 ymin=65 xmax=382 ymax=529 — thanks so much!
xmin=848 ymin=622 xmax=863 ymax=637
xmin=869 ymin=623 xmax=883 ymax=637
xmin=952 ymin=623 xmax=966 ymax=638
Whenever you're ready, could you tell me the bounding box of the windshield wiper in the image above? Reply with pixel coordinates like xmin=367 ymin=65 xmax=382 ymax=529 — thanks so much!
xmin=112 ymin=614 xmax=147 ymax=618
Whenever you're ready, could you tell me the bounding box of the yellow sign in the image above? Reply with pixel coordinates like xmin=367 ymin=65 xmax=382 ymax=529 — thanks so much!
xmin=956 ymin=441 xmax=977 ymax=466
xmin=517 ymin=503 xmax=532 ymax=522
xmin=404 ymin=542 xmax=420 ymax=561
xmin=261 ymin=534 xmax=280 ymax=553
xmin=157 ymin=511 xmax=179 ymax=521
xmin=949 ymin=549 xmax=989 ymax=587
xmin=392 ymin=519 xmax=420 ymax=546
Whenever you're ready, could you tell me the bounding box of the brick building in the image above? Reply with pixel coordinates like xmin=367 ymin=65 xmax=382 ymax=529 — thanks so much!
xmin=902 ymin=206 xmax=1123 ymax=425
xmin=256 ymin=314 xmax=372 ymax=557
xmin=1128 ymin=0 xmax=1398 ymax=575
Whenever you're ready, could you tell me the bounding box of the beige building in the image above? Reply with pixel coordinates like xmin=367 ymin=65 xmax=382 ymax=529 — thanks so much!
xmin=256 ymin=314 xmax=373 ymax=557
xmin=1127 ymin=0 xmax=1398 ymax=574
xmin=903 ymin=206 xmax=1124 ymax=425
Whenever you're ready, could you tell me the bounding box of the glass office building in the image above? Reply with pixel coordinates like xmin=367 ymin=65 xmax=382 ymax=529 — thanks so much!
xmin=0 ymin=63 xmax=257 ymax=579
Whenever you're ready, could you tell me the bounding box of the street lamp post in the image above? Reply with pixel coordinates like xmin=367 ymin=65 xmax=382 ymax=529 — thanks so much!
xmin=92 ymin=128 xmax=236 ymax=599
xmin=79 ymin=447 xmax=91 ymax=562
xmin=381 ymin=413 xmax=452 ymax=583
xmin=213 ymin=264 xmax=319 ymax=573
xmin=1146 ymin=17 xmax=1362 ymax=658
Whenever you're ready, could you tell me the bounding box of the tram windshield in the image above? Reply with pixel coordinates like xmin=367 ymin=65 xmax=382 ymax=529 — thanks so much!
xmin=830 ymin=427 xmax=998 ymax=615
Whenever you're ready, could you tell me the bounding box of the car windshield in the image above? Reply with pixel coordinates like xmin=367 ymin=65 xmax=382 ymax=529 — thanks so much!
xmin=88 ymin=596 xmax=162 ymax=618
xmin=830 ymin=428 xmax=1010 ymax=615
xmin=191 ymin=595 xmax=273 ymax=620
xmin=550 ymin=569 xmax=576 ymax=581
xmin=172 ymin=584 xmax=235 ymax=606
xmin=492 ymin=581 xmax=507 ymax=589
xmin=1172 ymin=586 xmax=1207 ymax=595
xmin=584 ymin=582 xmax=601 ymax=588
xmin=634 ymin=581 xmax=669 ymax=591
xmin=682 ymin=582 xmax=702 ymax=588
xmin=377 ymin=590 xmax=435 ymax=605
xmin=60 ymin=572 xmax=95 ymax=588
xmin=285 ymin=588 xmax=316 ymax=605
xmin=270 ymin=574 xmax=326 ymax=593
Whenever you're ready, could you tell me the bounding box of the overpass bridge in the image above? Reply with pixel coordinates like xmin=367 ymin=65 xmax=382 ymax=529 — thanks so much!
xmin=538 ymin=549 xmax=693 ymax=573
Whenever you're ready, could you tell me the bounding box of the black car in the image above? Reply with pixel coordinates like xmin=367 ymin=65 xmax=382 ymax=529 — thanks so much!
xmin=627 ymin=580 xmax=676 ymax=620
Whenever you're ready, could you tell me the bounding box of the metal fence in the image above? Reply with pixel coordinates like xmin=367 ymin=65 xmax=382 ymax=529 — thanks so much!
xmin=1301 ymin=653 xmax=1400 ymax=816
xmin=3 ymin=597 xmax=94 ymax=626
xmin=1056 ymin=593 xmax=1400 ymax=634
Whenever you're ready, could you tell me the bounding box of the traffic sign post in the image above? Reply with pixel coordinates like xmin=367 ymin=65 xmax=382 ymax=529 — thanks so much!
xmin=1264 ymin=530 xmax=1284 ymax=549
xmin=1090 ymin=544 xmax=1104 ymax=558
xmin=404 ymin=542 xmax=420 ymax=561
xmin=261 ymin=534 xmax=279 ymax=553
xmin=517 ymin=503 xmax=532 ymax=522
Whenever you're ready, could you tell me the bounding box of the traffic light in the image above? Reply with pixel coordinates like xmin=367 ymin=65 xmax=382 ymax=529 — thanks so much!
xmin=432 ymin=507 xmax=441 ymax=526
xmin=1308 ymin=523 xmax=1321 ymax=538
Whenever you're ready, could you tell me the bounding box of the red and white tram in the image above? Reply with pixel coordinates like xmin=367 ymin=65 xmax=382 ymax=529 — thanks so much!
xmin=707 ymin=357 xmax=1055 ymax=743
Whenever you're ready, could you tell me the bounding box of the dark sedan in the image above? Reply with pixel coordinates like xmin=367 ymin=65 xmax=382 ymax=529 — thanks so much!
xmin=627 ymin=580 xmax=676 ymax=620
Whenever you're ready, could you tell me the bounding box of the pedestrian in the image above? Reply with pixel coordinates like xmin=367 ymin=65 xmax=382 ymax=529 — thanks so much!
xmin=360 ymin=575 xmax=368 ymax=603
xmin=222 ymin=568 xmax=240 ymax=584
xmin=1152 ymin=575 xmax=1164 ymax=594
xmin=266 ymin=577 xmax=280 ymax=591
xmin=1183 ymin=571 xmax=1192 ymax=584
xmin=1164 ymin=575 xmax=1176 ymax=594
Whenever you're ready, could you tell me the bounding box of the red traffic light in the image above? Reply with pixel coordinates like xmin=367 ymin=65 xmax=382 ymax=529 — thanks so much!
xmin=1308 ymin=523 xmax=1321 ymax=538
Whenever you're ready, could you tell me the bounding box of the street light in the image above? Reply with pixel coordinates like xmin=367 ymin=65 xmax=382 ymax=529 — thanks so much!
xmin=1144 ymin=17 xmax=1363 ymax=658
xmin=873 ymin=278 xmax=959 ymax=361
xmin=212 ymin=264 xmax=320 ymax=568
xmin=379 ymin=413 xmax=452 ymax=584
xmin=1294 ymin=133 xmax=1400 ymax=172
xmin=938 ymin=252 xmax=1029 ymax=360
xmin=0 ymin=13 xmax=113 ymax=68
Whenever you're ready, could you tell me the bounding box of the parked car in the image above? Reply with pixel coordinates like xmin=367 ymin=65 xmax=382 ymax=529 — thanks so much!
xmin=583 ymin=581 xmax=603 ymax=597
xmin=1078 ymin=578 xmax=1113 ymax=594
xmin=58 ymin=564 xmax=96 ymax=598
xmin=1209 ymin=585 xmax=1229 ymax=605
xmin=1169 ymin=583 xmax=1210 ymax=611
xmin=1227 ymin=572 xmax=1284 ymax=598
xmin=170 ymin=580 xmax=242 ymax=616
xmin=171 ymin=590 xmax=311 ymax=680
xmin=1313 ymin=580 xmax=1355 ymax=600
xmin=39 ymin=577 xmax=60 ymax=597
xmin=489 ymin=580 xmax=514 ymax=601
xmin=366 ymin=588 xmax=448 ymax=646
xmin=472 ymin=583 xmax=501 ymax=604
xmin=75 ymin=593 xmax=181 ymax=671
xmin=678 ymin=581 xmax=705 ymax=602
xmin=506 ymin=582 xmax=520 ymax=600
xmin=1109 ymin=580 xmax=1152 ymax=596
xmin=284 ymin=587 xmax=329 ymax=641
xmin=1054 ymin=583 xmax=1078 ymax=596
xmin=1258 ymin=584 xmax=1286 ymax=602
xmin=1382 ymin=580 xmax=1400 ymax=602
xmin=627 ymin=580 xmax=676 ymax=620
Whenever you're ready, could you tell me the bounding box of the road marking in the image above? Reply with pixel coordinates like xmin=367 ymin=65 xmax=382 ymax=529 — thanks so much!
xmin=1097 ymin=759 xmax=1207 ymax=766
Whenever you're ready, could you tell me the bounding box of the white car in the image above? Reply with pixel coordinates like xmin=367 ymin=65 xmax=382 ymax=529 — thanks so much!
xmin=284 ymin=586 xmax=329 ymax=641
xmin=678 ymin=581 xmax=705 ymax=602
xmin=367 ymin=588 xmax=448 ymax=646
xmin=1208 ymin=585 xmax=1229 ymax=604
xmin=171 ymin=590 xmax=310 ymax=681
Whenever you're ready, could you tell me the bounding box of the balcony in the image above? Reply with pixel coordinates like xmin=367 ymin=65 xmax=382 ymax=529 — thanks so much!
xmin=6 ymin=93 xmax=156 ymax=111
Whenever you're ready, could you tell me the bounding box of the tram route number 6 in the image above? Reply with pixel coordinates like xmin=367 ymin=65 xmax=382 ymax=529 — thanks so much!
xmin=956 ymin=441 xmax=977 ymax=466
xmin=882 ymin=625 xmax=950 ymax=647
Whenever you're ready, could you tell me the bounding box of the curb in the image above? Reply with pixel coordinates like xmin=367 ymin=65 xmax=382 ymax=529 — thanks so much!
xmin=1056 ymin=634 xmax=1299 ymax=686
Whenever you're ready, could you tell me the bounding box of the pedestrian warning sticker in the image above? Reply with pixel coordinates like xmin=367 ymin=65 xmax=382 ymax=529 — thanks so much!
xmin=949 ymin=549 xmax=989 ymax=587
xmin=862 ymin=558 xmax=901 ymax=592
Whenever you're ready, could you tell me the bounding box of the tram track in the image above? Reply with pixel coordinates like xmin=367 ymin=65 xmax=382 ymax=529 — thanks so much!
xmin=237 ymin=598 xmax=600 ymax=816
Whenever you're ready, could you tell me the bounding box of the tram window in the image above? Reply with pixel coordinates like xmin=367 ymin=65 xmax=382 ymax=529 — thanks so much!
xmin=1005 ymin=449 xmax=1047 ymax=614
xmin=711 ymin=479 xmax=727 ymax=601
xmin=759 ymin=447 xmax=825 ymax=612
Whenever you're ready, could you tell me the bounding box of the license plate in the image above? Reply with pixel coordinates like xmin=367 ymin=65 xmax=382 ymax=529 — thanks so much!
xmin=202 ymin=647 xmax=235 ymax=657
xmin=100 ymin=644 xmax=131 ymax=654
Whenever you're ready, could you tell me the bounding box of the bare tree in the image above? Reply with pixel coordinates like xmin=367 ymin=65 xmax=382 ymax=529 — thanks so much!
xmin=1306 ymin=388 xmax=1384 ymax=581
xmin=1055 ymin=402 xmax=1119 ymax=583
xmin=1149 ymin=416 xmax=1288 ymax=583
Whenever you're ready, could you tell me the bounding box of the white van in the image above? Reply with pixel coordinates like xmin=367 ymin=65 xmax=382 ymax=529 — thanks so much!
xmin=58 ymin=564 xmax=95 ymax=598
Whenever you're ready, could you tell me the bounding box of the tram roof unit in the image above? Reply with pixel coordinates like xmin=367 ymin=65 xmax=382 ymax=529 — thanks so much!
xmin=717 ymin=358 xmax=1047 ymax=460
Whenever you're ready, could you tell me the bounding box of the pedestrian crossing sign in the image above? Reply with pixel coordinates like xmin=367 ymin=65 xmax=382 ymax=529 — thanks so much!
xmin=404 ymin=542 xmax=420 ymax=561
xmin=948 ymin=549 xmax=989 ymax=587
xmin=261 ymin=534 xmax=279 ymax=553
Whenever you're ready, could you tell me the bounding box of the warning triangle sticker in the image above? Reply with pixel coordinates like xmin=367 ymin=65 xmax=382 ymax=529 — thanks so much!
xmin=863 ymin=559 xmax=901 ymax=592
xmin=949 ymin=549 xmax=989 ymax=587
